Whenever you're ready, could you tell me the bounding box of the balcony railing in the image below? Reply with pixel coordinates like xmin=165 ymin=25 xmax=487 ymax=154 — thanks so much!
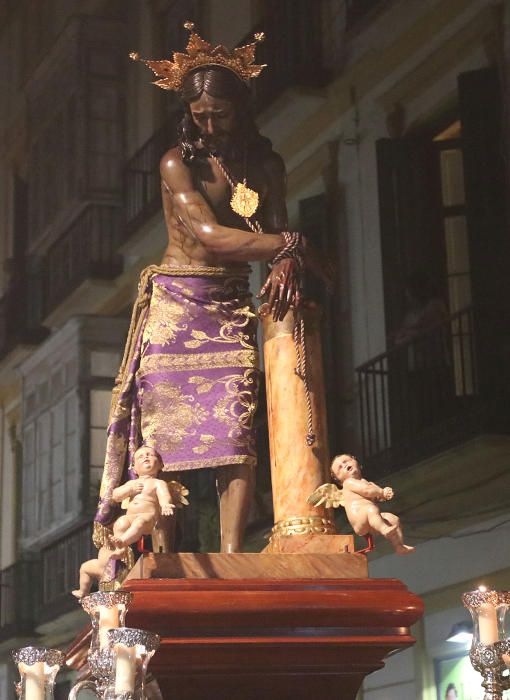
xmin=243 ymin=2 xmax=326 ymax=114
xmin=0 ymin=272 xmax=48 ymax=362
xmin=252 ymin=1 xmax=392 ymax=105
xmin=44 ymin=205 xmax=123 ymax=317
xmin=356 ymin=306 xmax=484 ymax=475
xmin=0 ymin=559 xmax=38 ymax=642
xmin=124 ymin=113 xmax=180 ymax=238
xmin=40 ymin=521 xmax=95 ymax=622
xmin=344 ymin=0 xmax=390 ymax=31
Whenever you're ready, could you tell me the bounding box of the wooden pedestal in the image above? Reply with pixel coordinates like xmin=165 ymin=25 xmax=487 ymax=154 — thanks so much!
xmin=121 ymin=554 xmax=423 ymax=700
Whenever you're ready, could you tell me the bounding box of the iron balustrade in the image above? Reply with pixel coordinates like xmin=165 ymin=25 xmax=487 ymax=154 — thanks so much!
xmin=0 ymin=277 xmax=27 ymax=360
xmin=0 ymin=559 xmax=37 ymax=641
xmin=44 ymin=204 xmax=123 ymax=316
xmin=124 ymin=113 xmax=180 ymax=237
xmin=41 ymin=521 xmax=95 ymax=614
xmin=239 ymin=1 xmax=326 ymax=114
xmin=344 ymin=0 xmax=390 ymax=31
xmin=0 ymin=272 xmax=48 ymax=362
xmin=356 ymin=307 xmax=477 ymax=469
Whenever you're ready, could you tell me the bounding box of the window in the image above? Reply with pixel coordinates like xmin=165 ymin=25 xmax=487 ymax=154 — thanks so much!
xmin=434 ymin=123 xmax=472 ymax=314
xmin=89 ymin=388 xmax=112 ymax=504
xmin=435 ymin=123 xmax=474 ymax=395
xmin=22 ymin=390 xmax=80 ymax=540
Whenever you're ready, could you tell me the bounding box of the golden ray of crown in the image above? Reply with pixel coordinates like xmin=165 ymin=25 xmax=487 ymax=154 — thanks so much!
xmin=129 ymin=21 xmax=266 ymax=92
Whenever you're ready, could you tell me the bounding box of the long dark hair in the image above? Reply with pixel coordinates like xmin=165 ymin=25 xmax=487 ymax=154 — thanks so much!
xmin=178 ymin=66 xmax=273 ymax=163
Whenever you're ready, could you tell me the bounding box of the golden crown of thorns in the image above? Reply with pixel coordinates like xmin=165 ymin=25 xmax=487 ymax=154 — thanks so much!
xmin=130 ymin=21 xmax=266 ymax=92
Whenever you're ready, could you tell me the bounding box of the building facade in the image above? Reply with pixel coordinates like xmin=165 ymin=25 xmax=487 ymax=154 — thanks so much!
xmin=0 ymin=0 xmax=509 ymax=697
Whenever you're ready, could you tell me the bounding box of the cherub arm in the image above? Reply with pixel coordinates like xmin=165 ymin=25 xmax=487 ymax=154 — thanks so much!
xmin=344 ymin=478 xmax=393 ymax=502
xmin=112 ymin=480 xmax=142 ymax=503
xmin=156 ymin=479 xmax=175 ymax=516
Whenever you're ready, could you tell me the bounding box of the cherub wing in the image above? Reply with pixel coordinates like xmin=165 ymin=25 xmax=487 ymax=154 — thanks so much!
xmin=307 ymin=482 xmax=345 ymax=509
xmin=168 ymin=480 xmax=190 ymax=507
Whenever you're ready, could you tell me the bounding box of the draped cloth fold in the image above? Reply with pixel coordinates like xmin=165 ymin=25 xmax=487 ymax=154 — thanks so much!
xmin=93 ymin=265 xmax=259 ymax=547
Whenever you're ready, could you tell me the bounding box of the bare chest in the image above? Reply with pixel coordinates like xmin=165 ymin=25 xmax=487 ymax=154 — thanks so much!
xmin=194 ymin=157 xmax=267 ymax=226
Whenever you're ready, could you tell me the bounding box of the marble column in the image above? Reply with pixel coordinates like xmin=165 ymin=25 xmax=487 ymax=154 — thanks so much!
xmin=260 ymin=303 xmax=335 ymax=543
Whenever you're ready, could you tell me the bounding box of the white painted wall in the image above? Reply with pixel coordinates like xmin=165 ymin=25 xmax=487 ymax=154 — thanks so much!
xmin=364 ymin=647 xmax=416 ymax=699
xmin=0 ymin=397 xmax=19 ymax=568
xmin=368 ymin=513 xmax=510 ymax=595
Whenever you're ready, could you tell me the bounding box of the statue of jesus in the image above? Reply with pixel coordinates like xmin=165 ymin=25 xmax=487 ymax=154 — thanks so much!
xmin=94 ymin=24 xmax=325 ymax=555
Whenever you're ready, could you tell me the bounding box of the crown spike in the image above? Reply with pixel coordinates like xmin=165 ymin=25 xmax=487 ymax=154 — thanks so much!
xmin=130 ymin=24 xmax=267 ymax=92
xmin=254 ymin=32 xmax=265 ymax=43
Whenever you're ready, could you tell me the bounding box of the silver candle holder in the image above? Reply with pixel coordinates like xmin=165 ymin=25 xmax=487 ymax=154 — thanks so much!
xmin=12 ymin=647 xmax=65 ymax=700
xmin=105 ymin=628 xmax=160 ymax=700
xmin=462 ymin=588 xmax=510 ymax=700
xmin=13 ymin=590 xmax=160 ymax=700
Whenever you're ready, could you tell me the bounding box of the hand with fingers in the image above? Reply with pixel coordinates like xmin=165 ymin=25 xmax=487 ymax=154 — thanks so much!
xmin=257 ymin=258 xmax=302 ymax=321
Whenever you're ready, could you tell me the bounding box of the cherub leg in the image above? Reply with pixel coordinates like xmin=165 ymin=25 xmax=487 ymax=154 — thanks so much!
xmin=110 ymin=516 xmax=134 ymax=557
xmin=72 ymin=559 xmax=102 ymax=599
xmin=380 ymin=512 xmax=415 ymax=555
xmin=72 ymin=546 xmax=114 ymax=598
xmin=113 ymin=515 xmax=154 ymax=550
xmin=367 ymin=509 xmax=399 ymax=538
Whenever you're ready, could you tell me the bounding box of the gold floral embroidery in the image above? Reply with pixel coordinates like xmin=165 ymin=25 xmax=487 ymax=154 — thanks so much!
xmin=171 ymin=280 xmax=195 ymax=297
xmin=188 ymin=376 xmax=216 ymax=394
xmin=142 ymin=280 xmax=189 ymax=347
xmin=192 ymin=434 xmax=216 ymax=454
xmin=184 ymin=307 xmax=257 ymax=349
xmin=138 ymin=350 xmax=258 ymax=377
xmin=100 ymin=433 xmax=128 ymax=498
xmin=161 ymin=454 xmax=257 ymax=471
xmin=140 ymin=380 xmax=208 ymax=453
xmin=212 ymin=368 xmax=259 ymax=449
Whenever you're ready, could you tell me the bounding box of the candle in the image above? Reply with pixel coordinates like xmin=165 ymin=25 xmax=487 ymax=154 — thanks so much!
xmin=478 ymin=602 xmax=498 ymax=645
xmin=114 ymin=643 xmax=136 ymax=694
xmin=22 ymin=661 xmax=45 ymax=700
xmin=98 ymin=605 xmax=119 ymax=649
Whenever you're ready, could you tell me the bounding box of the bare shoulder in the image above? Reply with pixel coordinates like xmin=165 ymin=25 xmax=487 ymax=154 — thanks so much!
xmin=343 ymin=477 xmax=359 ymax=489
xmin=262 ymin=151 xmax=286 ymax=182
xmin=160 ymin=146 xmax=194 ymax=193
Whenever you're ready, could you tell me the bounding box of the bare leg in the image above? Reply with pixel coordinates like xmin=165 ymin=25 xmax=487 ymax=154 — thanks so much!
xmin=367 ymin=509 xmax=398 ymax=537
xmin=72 ymin=559 xmax=103 ymax=599
xmin=380 ymin=512 xmax=414 ymax=555
xmin=216 ymin=463 xmax=255 ymax=553
xmin=72 ymin=567 xmax=94 ymax=599
xmin=113 ymin=515 xmax=154 ymax=550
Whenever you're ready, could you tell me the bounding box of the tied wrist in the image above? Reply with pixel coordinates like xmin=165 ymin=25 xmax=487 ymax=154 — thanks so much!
xmin=271 ymin=231 xmax=304 ymax=267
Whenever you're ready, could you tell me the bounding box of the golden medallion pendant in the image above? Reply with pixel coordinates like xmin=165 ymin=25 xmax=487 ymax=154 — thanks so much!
xmin=230 ymin=181 xmax=259 ymax=218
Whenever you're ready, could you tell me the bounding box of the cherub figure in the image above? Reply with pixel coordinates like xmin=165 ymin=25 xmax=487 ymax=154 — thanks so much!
xmin=109 ymin=445 xmax=176 ymax=554
xmin=308 ymin=454 xmax=414 ymax=555
xmin=72 ymin=542 xmax=118 ymax=599
xmin=73 ymin=446 xmax=187 ymax=598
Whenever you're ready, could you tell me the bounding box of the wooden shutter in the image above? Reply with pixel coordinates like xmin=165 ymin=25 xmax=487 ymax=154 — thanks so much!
xmin=376 ymin=137 xmax=445 ymax=335
xmin=299 ymin=193 xmax=341 ymax=452
xmin=458 ymin=66 xmax=509 ymax=395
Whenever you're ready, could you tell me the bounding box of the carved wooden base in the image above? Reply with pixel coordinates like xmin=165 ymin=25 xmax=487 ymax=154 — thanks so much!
xmin=121 ymin=556 xmax=423 ymax=700
xmin=128 ymin=549 xmax=366 ymax=580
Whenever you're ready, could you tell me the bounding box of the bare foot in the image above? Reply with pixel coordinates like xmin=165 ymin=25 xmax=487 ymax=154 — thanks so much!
xmin=109 ymin=545 xmax=127 ymax=560
xmin=395 ymin=544 xmax=415 ymax=555
xmin=72 ymin=589 xmax=85 ymax=599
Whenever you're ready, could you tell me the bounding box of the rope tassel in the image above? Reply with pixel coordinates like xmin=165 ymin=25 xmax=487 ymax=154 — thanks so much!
xmin=293 ymin=311 xmax=316 ymax=447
